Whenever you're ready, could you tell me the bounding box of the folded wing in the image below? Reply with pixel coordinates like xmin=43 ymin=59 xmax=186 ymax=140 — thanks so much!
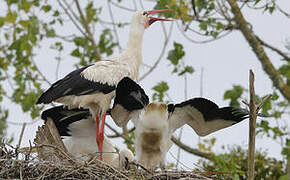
xmin=41 ymin=105 xmax=91 ymax=136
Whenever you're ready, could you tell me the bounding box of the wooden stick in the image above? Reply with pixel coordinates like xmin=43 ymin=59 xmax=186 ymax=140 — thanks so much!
xmin=248 ymin=70 xmax=256 ymax=180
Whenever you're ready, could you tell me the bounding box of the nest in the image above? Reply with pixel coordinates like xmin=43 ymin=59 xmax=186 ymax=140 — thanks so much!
xmin=0 ymin=120 xmax=218 ymax=180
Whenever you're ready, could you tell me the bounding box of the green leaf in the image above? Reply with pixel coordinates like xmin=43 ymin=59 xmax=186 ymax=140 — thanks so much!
xmin=71 ymin=48 xmax=81 ymax=58
xmin=167 ymin=42 xmax=185 ymax=66
xmin=46 ymin=29 xmax=55 ymax=37
xmin=223 ymin=85 xmax=244 ymax=107
xmin=0 ymin=17 xmax=5 ymax=27
xmin=41 ymin=5 xmax=52 ymax=12
xmin=98 ymin=29 xmax=117 ymax=56
xmin=74 ymin=37 xmax=88 ymax=47
xmin=216 ymin=22 xmax=224 ymax=30
xmin=19 ymin=1 xmax=33 ymax=13
xmin=278 ymin=175 xmax=289 ymax=180
xmin=199 ymin=21 xmax=207 ymax=30
xmin=152 ymin=81 xmax=169 ymax=102
xmin=6 ymin=12 xmax=17 ymax=23
xmin=178 ymin=66 xmax=194 ymax=76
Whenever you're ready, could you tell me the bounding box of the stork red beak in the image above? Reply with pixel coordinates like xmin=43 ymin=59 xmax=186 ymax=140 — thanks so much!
xmin=145 ymin=9 xmax=172 ymax=28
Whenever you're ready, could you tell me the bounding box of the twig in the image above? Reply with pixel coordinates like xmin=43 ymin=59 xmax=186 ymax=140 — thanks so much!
xmin=105 ymin=123 xmax=134 ymax=144
xmin=56 ymin=0 xmax=86 ymax=37
xmin=171 ymin=136 xmax=214 ymax=160
xmin=74 ymin=0 xmax=101 ymax=60
xmin=17 ymin=123 xmax=27 ymax=149
xmin=256 ymin=36 xmax=290 ymax=62
xmin=139 ymin=22 xmax=173 ymax=81
xmin=107 ymin=0 xmax=122 ymax=52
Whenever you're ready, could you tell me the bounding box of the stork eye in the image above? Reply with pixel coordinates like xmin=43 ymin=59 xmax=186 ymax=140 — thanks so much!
xmin=142 ymin=11 xmax=148 ymax=16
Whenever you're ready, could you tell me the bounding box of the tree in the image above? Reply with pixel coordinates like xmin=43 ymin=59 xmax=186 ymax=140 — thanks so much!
xmin=0 ymin=0 xmax=289 ymax=179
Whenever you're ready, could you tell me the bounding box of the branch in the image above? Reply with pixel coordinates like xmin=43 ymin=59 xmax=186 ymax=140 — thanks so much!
xmin=105 ymin=123 xmax=134 ymax=144
xmin=227 ymin=0 xmax=290 ymax=102
xmin=256 ymin=36 xmax=290 ymax=62
xmin=248 ymin=70 xmax=256 ymax=180
xmin=74 ymin=0 xmax=101 ymax=61
xmin=171 ymin=136 xmax=214 ymax=160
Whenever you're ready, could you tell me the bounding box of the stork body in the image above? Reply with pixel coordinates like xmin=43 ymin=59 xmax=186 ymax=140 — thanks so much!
xmin=37 ymin=9 xmax=171 ymax=160
xmin=41 ymin=106 xmax=134 ymax=169
xmin=110 ymin=77 xmax=251 ymax=169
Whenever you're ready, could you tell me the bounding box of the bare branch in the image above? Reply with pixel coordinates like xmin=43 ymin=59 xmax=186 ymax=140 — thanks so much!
xmin=256 ymin=36 xmax=290 ymax=62
xmin=105 ymin=123 xmax=134 ymax=144
xmin=139 ymin=22 xmax=173 ymax=81
xmin=74 ymin=0 xmax=101 ymax=60
xmin=107 ymin=1 xmax=122 ymax=52
xmin=57 ymin=0 xmax=86 ymax=37
xmin=171 ymin=136 xmax=214 ymax=160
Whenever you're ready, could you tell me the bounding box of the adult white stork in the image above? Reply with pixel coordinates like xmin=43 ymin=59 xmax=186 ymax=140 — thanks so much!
xmin=36 ymin=9 xmax=171 ymax=160
xmin=110 ymin=77 xmax=252 ymax=169
xmin=41 ymin=106 xmax=134 ymax=169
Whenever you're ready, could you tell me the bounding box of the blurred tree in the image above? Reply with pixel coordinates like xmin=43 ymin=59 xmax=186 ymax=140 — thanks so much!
xmin=0 ymin=0 xmax=289 ymax=179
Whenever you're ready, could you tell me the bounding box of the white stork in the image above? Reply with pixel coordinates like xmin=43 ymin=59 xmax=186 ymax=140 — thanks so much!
xmin=36 ymin=9 xmax=171 ymax=160
xmin=41 ymin=106 xmax=134 ymax=169
xmin=110 ymin=77 xmax=251 ymax=169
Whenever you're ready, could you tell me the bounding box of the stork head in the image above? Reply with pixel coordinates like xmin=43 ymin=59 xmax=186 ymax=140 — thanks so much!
xmin=131 ymin=9 xmax=171 ymax=29
xmin=142 ymin=103 xmax=169 ymax=125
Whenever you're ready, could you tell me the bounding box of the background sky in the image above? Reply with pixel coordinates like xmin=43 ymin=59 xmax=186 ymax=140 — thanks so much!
xmin=3 ymin=0 xmax=290 ymax=169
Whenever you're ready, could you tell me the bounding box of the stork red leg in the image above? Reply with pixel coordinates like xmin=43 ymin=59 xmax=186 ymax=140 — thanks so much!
xmin=96 ymin=115 xmax=99 ymax=142
xmin=97 ymin=113 xmax=106 ymax=160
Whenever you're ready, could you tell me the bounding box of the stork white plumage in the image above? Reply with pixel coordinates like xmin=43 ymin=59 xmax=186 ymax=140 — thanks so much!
xmin=36 ymin=9 xmax=171 ymax=160
xmin=41 ymin=106 xmax=134 ymax=169
xmin=110 ymin=77 xmax=252 ymax=169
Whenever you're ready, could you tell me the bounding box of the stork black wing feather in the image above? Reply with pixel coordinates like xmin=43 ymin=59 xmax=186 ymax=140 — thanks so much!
xmin=173 ymin=97 xmax=248 ymax=122
xmin=36 ymin=65 xmax=115 ymax=104
xmin=41 ymin=106 xmax=91 ymax=136
xmin=168 ymin=97 xmax=249 ymax=136
xmin=113 ymin=77 xmax=149 ymax=111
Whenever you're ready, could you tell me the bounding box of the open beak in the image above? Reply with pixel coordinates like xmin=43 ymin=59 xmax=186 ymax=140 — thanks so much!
xmin=145 ymin=9 xmax=172 ymax=28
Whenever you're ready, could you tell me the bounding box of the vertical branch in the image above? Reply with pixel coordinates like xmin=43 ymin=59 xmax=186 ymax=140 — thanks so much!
xmin=74 ymin=0 xmax=101 ymax=61
xmin=248 ymin=70 xmax=256 ymax=180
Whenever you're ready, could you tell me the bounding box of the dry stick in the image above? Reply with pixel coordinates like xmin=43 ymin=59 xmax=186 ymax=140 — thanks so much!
xmin=17 ymin=123 xmax=27 ymax=149
xmin=248 ymin=70 xmax=256 ymax=180
xmin=247 ymin=70 xmax=272 ymax=179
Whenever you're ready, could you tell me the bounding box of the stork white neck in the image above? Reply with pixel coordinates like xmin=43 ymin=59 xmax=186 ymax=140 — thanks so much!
xmin=126 ymin=24 xmax=145 ymax=51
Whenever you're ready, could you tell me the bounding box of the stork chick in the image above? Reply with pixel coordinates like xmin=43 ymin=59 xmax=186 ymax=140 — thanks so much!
xmin=37 ymin=9 xmax=171 ymax=160
xmin=110 ymin=77 xmax=253 ymax=169
xmin=41 ymin=106 xmax=134 ymax=169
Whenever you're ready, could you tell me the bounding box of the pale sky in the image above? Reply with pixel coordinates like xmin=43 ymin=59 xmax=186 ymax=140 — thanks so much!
xmin=3 ymin=0 xmax=290 ymax=169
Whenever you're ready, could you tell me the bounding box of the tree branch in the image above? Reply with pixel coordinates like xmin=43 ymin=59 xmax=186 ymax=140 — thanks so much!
xmin=227 ymin=0 xmax=290 ymax=102
xmin=74 ymin=0 xmax=101 ymax=61
xmin=255 ymin=36 xmax=290 ymax=62
xmin=171 ymin=136 xmax=214 ymax=160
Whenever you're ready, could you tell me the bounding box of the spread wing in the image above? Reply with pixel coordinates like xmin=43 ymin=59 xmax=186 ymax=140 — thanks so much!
xmin=109 ymin=77 xmax=149 ymax=127
xmin=168 ymin=98 xmax=248 ymax=136
xmin=41 ymin=106 xmax=91 ymax=136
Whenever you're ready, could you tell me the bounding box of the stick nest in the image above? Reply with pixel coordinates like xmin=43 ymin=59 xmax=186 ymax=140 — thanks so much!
xmin=0 ymin=143 xmax=217 ymax=180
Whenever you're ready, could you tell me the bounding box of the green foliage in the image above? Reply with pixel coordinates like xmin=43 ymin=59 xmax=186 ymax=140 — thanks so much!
xmin=98 ymin=29 xmax=118 ymax=57
xmin=167 ymin=42 xmax=194 ymax=76
xmin=223 ymin=85 xmax=244 ymax=107
xmin=279 ymin=62 xmax=290 ymax=85
xmin=152 ymin=81 xmax=169 ymax=102
xmin=197 ymin=146 xmax=287 ymax=179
